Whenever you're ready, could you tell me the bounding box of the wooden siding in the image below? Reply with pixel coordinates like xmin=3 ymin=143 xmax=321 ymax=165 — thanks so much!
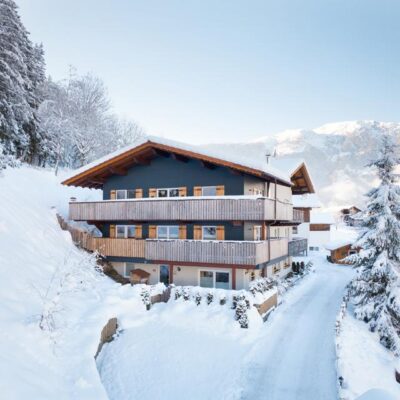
xmin=88 ymin=238 xmax=145 ymax=258
xmin=310 ymin=223 xmax=331 ymax=231
xmin=293 ymin=208 xmax=305 ymax=223
xmin=145 ymin=238 xmax=288 ymax=266
xmin=69 ymin=197 xmax=293 ymax=222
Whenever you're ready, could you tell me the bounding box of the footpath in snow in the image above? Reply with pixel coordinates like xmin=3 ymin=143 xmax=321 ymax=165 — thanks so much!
xmin=240 ymin=254 xmax=354 ymax=400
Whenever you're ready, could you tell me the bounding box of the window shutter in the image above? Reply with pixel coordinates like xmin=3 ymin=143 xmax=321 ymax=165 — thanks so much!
xmin=135 ymin=225 xmax=142 ymax=239
xmin=149 ymin=188 xmax=157 ymax=198
xmin=179 ymin=225 xmax=187 ymax=239
xmin=135 ymin=188 xmax=143 ymax=198
xmin=109 ymin=225 xmax=116 ymax=238
xmin=148 ymin=225 xmax=157 ymax=239
xmin=193 ymin=186 xmax=202 ymax=196
xmin=216 ymin=226 xmax=225 ymax=241
xmin=216 ymin=185 xmax=225 ymax=196
xmin=110 ymin=190 xmax=116 ymax=200
xmin=178 ymin=187 xmax=187 ymax=197
xmin=193 ymin=225 xmax=202 ymax=240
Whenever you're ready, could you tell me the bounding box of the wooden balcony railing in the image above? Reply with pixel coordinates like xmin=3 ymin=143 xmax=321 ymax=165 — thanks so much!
xmin=69 ymin=196 xmax=293 ymax=222
xmin=288 ymin=238 xmax=308 ymax=256
xmin=293 ymin=209 xmax=305 ymax=223
xmin=145 ymin=238 xmax=288 ymax=266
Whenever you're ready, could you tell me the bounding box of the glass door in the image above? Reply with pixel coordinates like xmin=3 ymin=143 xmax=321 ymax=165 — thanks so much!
xmin=159 ymin=265 xmax=170 ymax=285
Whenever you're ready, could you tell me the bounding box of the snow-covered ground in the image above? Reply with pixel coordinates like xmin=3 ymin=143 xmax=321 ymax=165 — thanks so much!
xmin=0 ymin=166 xmax=150 ymax=399
xmin=1 ymin=165 xmax=398 ymax=400
xmin=240 ymin=253 xmax=354 ymax=400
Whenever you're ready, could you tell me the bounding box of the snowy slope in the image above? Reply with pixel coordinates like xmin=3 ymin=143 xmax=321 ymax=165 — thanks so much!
xmin=0 ymin=166 xmax=152 ymax=399
xmin=200 ymin=120 xmax=400 ymax=209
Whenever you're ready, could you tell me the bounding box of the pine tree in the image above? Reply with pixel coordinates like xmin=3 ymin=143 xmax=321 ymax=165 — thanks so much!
xmin=349 ymin=134 xmax=400 ymax=353
xmin=0 ymin=0 xmax=46 ymax=161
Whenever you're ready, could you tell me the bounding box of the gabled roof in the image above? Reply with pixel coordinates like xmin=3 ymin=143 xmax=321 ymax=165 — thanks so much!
xmin=325 ymin=239 xmax=353 ymax=251
xmin=270 ymin=158 xmax=315 ymax=194
xmin=62 ymin=136 xmax=292 ymax=188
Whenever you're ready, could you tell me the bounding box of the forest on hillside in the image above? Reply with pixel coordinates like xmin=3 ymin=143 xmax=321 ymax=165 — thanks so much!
xmin=0 ymin=0 xmax=143 ymax=173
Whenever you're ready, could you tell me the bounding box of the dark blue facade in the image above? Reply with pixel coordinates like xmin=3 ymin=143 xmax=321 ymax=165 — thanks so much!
xmin=103 ymin=156 xmax=250 ymax=199
xmin=102 ymin=221 xmax=244 ymax=240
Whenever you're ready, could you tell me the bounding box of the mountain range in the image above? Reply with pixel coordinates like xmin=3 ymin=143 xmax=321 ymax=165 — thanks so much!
xmin=201 ymin=121 xmax=400 ymax=210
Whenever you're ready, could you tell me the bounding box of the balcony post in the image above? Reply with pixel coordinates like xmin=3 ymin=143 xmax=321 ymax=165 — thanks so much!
xmin=169 ymin=264 xmax=174 ymax=284
xmin=232 ymin=266 xmax=236 ymax=290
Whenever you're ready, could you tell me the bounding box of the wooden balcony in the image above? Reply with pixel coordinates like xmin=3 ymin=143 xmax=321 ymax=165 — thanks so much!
xmin=288 ymin=238 xmax=308 ymax=256
xmin=69 ymin=196 xmax=293 ymax=222
xmin=87 ymin=238 xmax=145 ymax=258
xmin=145 ymin=238 xmax=288 ymax=266
xmin=293 ymin=209 xmax=305 ymax=223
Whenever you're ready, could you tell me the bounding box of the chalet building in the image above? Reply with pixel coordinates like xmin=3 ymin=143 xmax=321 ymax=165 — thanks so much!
xmin=325 ymin=240 xmax=359 ymax=264
xmin=340 ymin=206 xmax=363 ymax=227
xmin=62 ymin=137 xmax=315 ymax=290
xmin=308 ymin=211 xmax=335 ymax=251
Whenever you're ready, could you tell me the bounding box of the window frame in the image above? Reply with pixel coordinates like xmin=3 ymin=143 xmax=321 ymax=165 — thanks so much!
xmin=198 ymin=269 xmax=231 ymax=289
xmin=115 ymin=225 xmax=137 ymax=239
xmin=156 ymin=187 xmax=180 ymax=198
xmin=115 ymin=189 xmax=136 ymax=200
xmin=202 ymin=225 xmax=217 ymax=240
xmin=201 ymin=186 xmax=217 ymax=196
xmin=157 ymin=225 xmax=180 ymax=240
xmin=253 ymin=225 xmax=262 ymax=241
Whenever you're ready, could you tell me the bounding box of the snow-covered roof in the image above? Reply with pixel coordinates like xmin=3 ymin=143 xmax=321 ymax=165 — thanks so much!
xmin=292 ymin=193 xmax=322 ymax=208
xmin=310 ymin=211 xmax=335 ymax=224
xmin=269 ymin=157 xmax=305 ymax=175
xmin=63 ymin=135 xmax=292 ymax=186
xmin=324 ymin=239 xmax=353 ymax=251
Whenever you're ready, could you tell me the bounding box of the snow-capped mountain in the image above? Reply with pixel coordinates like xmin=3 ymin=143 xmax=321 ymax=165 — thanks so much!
xmin=201 ymin=121 xmax=400 ymax=210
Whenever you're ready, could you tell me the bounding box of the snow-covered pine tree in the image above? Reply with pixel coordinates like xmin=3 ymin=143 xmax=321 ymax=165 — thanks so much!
xmin=0 ymin=0 xmax=46 ymax=162
xmin=349 ymin=134 xmax=400 ymax=354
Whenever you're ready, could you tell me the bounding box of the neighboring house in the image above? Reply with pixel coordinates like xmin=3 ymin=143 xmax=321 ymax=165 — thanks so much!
xmin=62 ymin=137 xmax=315 ymax=290
xmin=308 ymin=211 xmax=335 ymax=251
xmin=325 ymin=240 xmax=359 ymax=264
xmin=340 ymin=206 xmax=363 ymax=226
xmin=291 ymin=193 xmax=322 ymax=251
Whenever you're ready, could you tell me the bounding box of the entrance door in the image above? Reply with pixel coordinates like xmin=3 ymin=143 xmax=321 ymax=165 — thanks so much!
xmin=159 ymin=265 xmax=170 ymax=285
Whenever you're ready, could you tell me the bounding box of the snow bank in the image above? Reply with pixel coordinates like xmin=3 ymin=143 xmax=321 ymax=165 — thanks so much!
xmin=0 ymin=165 xmax=145 ymax=399
xmin=336 ymin=305 xmax=400 ymax=400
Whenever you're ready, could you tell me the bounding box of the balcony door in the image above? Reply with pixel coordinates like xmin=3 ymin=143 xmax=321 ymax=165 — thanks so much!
xmin=159 ymin=265 xmax=170 ymax=285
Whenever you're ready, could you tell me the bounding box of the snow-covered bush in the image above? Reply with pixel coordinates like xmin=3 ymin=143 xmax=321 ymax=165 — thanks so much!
xmin=0 ymin=143 xmax=20 ymax=172
xmin=348 ymin=134 xmax=400 ymax=354
xmin=235 ymin=298 xmax=249 ymax=329
xmin=206 ymin=292 xmax=213 ymax=305
xmin=195 ymin=292 xmax=202 ymax=306
xmin=140 ymin=287 xmax=151 ymax=310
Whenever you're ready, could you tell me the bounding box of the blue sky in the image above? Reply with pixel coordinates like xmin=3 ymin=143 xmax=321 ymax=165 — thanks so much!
xmin=17 ymin=0 xmax=400 ymax=143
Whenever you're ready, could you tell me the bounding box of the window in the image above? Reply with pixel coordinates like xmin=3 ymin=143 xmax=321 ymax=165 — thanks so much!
xmin=199 ymin=270 xmax=230 ymax=289
xmin=116 ymin=225 xmax=136 ymax=238
xmin=215 ymin=272 xmax=230 ymax=289
xmin=157 ymin=225 xmax=179 ymax=239
xmin=254 ymin=226 xmax=262 ymax=241
xmin=124 ymin=262 xmax=135 ymax=277
xmin=201 ymin=186 xmax=217 ymax=196
xmin=292 ymin=226 xmax=298 ymax=234
xmin=202 ymin=226 xmax=217 ymax=240
xmin=115 ymin=190 xmax=135 ymax=199
xmin=157 ymin=188 xmax=179 ymax=197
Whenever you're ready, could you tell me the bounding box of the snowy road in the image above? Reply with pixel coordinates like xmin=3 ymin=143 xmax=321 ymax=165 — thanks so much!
xmin=241 ymin=256 xmax=354 ymax=400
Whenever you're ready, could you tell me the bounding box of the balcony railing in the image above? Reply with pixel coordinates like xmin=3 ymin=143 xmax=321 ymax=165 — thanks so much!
xmin=88 ymin=238 xmax=145 ymax=258
xmin=288 ymin=237 xmax=308 ymax=256
xmin=145 ymin=238 xmax=288 ymax=266
xmin=69 ymin=196 xmax=293 ymax=222
xmin=293 ymin=209 xmax=305 ymax=223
